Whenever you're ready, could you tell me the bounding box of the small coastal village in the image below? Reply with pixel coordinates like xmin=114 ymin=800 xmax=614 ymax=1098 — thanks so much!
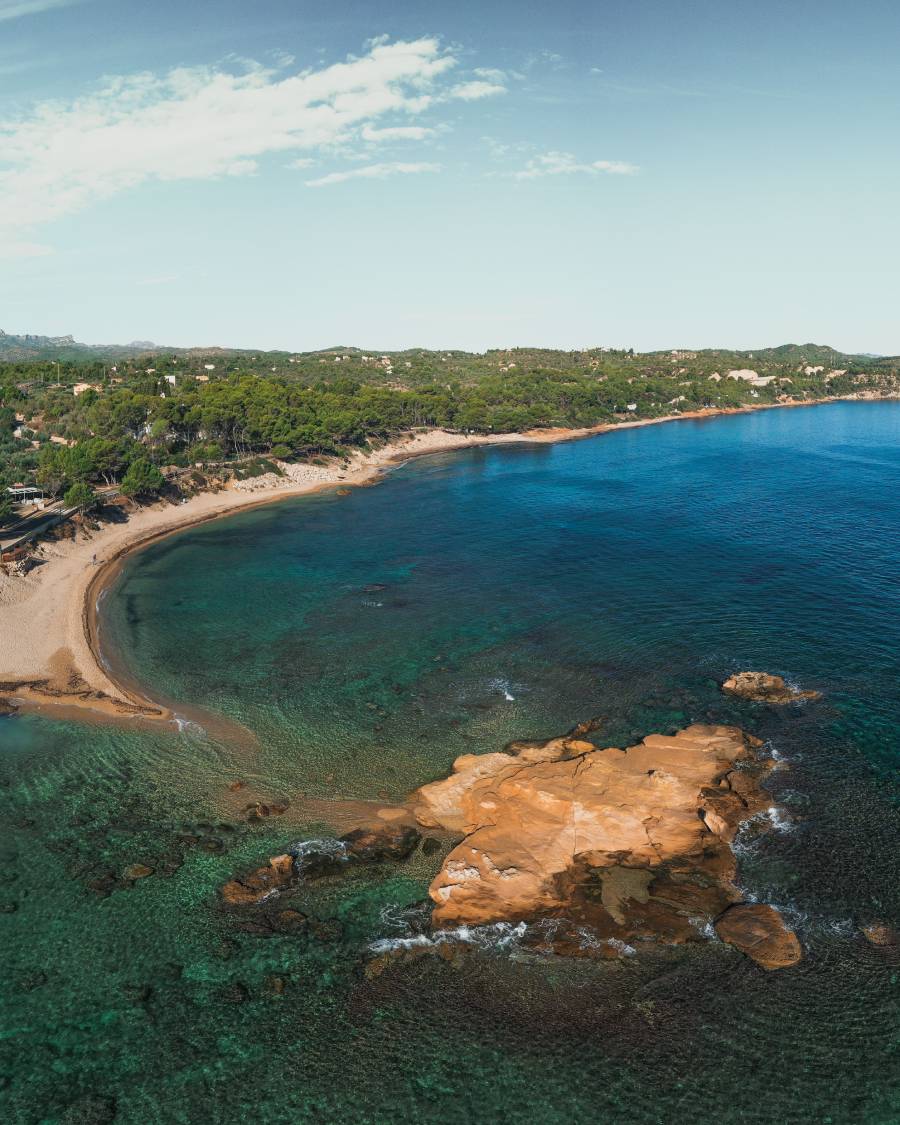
xmin=3 ymin=333 xmax=898 ymax=570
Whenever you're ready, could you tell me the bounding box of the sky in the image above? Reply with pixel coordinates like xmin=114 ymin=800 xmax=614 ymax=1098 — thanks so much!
xmin=0 ymin=0 xmax=898 ymax=353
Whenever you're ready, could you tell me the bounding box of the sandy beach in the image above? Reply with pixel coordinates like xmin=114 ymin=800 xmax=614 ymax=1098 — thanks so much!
xmin=0 ymin=400 xmax=854 ymax=723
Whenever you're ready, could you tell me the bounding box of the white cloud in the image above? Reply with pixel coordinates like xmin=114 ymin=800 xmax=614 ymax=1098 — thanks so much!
xmin=514 ymin=151 xmax=638 ymax=180
xmin=0 ymin=37 xmax=502 ymax=253
xmin=0 ymin=0 xmax=80 ymax=20
xmin=449 ymin=80 xmax=506 ymax=101
xmin=305 ymin=161 xmax=441 ymax=188
xmin=360 ymin=124 xmax=435 ymax=142
xmin=473 ymin=67 xmax=507 ymax=83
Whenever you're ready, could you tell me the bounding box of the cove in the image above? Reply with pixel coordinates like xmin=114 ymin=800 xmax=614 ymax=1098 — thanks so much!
xmin=1 ymin=401 xmax=898 ymax=1123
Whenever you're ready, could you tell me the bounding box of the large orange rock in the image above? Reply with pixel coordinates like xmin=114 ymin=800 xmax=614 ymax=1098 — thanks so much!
xmin=412 ymin=723 xmax=799 ymax=963
xmin=722 ymin=672 xmax=821 ymax=704
xmin=715 ymin=903 xmax=803 ymax=969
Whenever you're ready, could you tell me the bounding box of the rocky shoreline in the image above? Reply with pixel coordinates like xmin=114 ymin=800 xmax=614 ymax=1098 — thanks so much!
xmin=221 ymin=701 xmax=821 ymax=971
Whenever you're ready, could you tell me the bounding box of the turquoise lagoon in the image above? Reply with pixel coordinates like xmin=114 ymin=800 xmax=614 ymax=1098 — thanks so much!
xmin=0 ymin=402 xmax=898 ymax=1122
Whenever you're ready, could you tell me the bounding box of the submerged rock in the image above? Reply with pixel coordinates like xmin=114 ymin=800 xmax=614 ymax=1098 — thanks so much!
xmin=722 ymin=672 xmax=821 ymax=704
xmin=715 ymin=904 xmax=803 ymax=969
xmin=341 ymin=824 xmax=421 ymax=862
xmin=861 ymin=922 xmax=898 ymax=947
xmin=221 ymin=823 xmax=421 ymax=907
xmin=123 ymin=863 xmax=154 ymax=880
xmin=411 ymin=723 xmax=801 ymax=967
xmin=0 ymin=698 xmax=18 ymax=718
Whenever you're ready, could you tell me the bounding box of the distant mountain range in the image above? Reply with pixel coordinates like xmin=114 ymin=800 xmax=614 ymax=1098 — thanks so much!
xmin=0 ymin=330 xmax=887 ymax=365
xmin=0 ymin=330 xmax=222 ymax=361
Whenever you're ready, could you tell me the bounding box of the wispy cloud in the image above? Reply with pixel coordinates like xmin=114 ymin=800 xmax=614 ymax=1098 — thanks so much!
xmin=0 ymin=0 xmax=80 ymax=21
xmin=360 ymin=124 xmax=435 ymax=142
xmin=0 ymin=37 xmax=504 ymax=256
xmin=449 ymin=80 xmax=506 ymax=101
xmin=473 ymin=67 xmax=508 ymax=83
xmin=514 ymin=151 xmax=638 ymax=180
xmin=305 ymin=161 xmax=441 ymax=188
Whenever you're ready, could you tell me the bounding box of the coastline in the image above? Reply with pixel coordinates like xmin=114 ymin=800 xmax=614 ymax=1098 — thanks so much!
xmin=0 ymin=394 xmax=877 ymax=725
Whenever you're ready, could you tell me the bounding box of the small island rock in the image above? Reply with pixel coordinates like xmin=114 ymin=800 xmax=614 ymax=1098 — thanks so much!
xmin=722 ymin=672 xmax=821 ymax=704
xmin=411 ymin=723 xmax=796 ymax=960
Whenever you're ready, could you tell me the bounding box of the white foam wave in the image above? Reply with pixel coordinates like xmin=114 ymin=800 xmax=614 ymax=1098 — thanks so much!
xmin=368 ymin=920 xmax=528 ymax=957
xmin=173 ymin=715 xmax=207 ymax=736
xmin=766 ymin=805 xmax=794 ymax=833
xmin=606 ymin=937 xmax=637 ymax=956
xmin=488 ymin=677 xmax=517 ymax=702
xmin=290 ymin=838 xmax=349 ymax=861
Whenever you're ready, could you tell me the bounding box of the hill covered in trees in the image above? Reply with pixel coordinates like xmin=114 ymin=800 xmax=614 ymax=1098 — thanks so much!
xmin=1 ymin=338 xmax=898 ymax=521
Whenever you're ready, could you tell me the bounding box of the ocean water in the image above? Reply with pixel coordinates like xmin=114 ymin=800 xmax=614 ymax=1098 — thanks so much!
xmin=1 ymin=401 xmax=899 ymax=1123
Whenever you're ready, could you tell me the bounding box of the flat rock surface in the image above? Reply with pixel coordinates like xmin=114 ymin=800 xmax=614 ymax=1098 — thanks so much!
xmin=412 ymin=723 xmax=801 ymax=965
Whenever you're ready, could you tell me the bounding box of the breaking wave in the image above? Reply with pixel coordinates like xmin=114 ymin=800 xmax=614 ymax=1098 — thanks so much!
xmin=369 ymin=921 xmax=528 ymax=957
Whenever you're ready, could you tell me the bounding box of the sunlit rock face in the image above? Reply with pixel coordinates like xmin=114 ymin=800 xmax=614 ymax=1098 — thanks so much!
xmin=722 ymin=671 xmax=821 ymax=704
xmin=715 ymin=904 xmax=803 ymax=970
xmin=413 ymin=724 xmax=802 ymax=968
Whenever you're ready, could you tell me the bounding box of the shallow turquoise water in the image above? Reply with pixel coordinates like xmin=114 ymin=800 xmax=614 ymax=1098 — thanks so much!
xmin=1 ymin=402 xmax=898 ymax=1122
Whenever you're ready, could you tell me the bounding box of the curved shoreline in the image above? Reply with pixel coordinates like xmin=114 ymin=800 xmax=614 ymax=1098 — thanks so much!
xmin=0 ymin=395 xmax=887 ymax=726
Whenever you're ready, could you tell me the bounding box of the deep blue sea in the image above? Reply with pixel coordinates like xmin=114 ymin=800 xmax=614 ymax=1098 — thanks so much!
xmin=1 ymin=401 xmax=898 ymax=1123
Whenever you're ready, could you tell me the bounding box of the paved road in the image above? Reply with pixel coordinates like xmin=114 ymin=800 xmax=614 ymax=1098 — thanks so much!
xmin=0 ymin=487 xmax=120 ymax=553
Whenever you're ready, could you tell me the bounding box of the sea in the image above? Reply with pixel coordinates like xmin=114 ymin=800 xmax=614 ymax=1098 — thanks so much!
xmin=1 ymin=401 xmax=898 ymax=1123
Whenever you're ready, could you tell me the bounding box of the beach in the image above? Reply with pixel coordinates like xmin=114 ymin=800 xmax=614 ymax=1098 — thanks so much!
xmin=2 ymin=398 xmax=898 ymax=1124
xmin=0 ymin=427 xmax=540 ymax=721
xmin=0 ymin=400 xmax=854 ymax=723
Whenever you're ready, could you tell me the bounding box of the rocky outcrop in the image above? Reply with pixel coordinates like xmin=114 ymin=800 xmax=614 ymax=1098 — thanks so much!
xmin=220 ymin=823 xmax=421 ymax=907
xmin=714 ymin=903 xmax=803 ymax=969
xmin=722 ymin=672 xmax=821 ymax=704
xmin=221 ymin=853 xmax=295 ymax=906
xmin=412 ymin=723 xmax=801 ymax=967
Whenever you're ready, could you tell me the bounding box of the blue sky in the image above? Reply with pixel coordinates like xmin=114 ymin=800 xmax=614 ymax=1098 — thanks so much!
xmin=1 ymin=0 xmax=898 ymax=352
